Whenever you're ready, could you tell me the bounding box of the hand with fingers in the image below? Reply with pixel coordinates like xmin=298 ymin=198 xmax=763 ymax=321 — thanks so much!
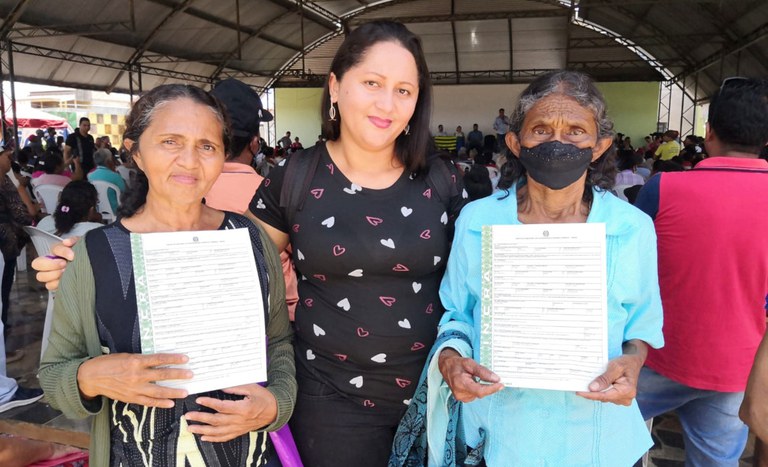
xmin=31 ymin=237 xmax=78 ymax=291
xmin=577 ymin=339 xmax=648 ymax=406
xmin=184 ymin=384 xmax=278 ymax=442
xmin=76 ymin=353 xmax=191 ymax=408
xmin=438 ymin=348 xmax=504 ymax=403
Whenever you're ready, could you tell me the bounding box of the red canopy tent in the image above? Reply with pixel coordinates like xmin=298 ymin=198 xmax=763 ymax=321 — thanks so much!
xmin=3 ymin=107 xmax=71 ymax=129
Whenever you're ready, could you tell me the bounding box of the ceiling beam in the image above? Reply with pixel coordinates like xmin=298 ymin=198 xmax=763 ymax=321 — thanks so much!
xmin=0 ymin=0 xmax=32 ymax=41
xmin=672 ymin=20 xmax=768 ymax=82
xmin=260 ymin=0 xmax=339 ymax=31
xmin=350 ymin=9 xmax=568 ymax=26
xmin=8 ymin=40 xmax=224 ymax=86
xmin=569 ymin=33 xmax=723 ymax=49
xmin=144 ymin=0 xmax=301 ymax=52
xmin=7 ymin=21 xmax=134 ymax=39
xmin=575 ymin=0 xmax=722 ymax=7
xmin=105 ymin=0 xmax=195 ymax=93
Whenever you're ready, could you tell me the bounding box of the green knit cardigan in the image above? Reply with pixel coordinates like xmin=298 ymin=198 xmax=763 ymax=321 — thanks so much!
xmin=39 ymin=223 xmax=297 ymax=467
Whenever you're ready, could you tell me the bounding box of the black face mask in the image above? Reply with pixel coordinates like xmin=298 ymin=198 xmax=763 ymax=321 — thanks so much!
xmin=518 ymin=141 xmax=594 ymax=190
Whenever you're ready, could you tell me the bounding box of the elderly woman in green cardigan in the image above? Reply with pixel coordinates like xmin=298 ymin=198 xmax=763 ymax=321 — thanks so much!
xmin=39 ymin=84 xmax=296 ymax=467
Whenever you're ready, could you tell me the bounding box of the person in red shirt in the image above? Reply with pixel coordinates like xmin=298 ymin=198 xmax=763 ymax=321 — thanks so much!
xmin=635 ymin=77 xmax=768 ymax=466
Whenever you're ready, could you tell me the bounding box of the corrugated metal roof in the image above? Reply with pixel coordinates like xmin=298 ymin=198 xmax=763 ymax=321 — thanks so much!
xmin=0 ymin=0 xmax=764 ymax=100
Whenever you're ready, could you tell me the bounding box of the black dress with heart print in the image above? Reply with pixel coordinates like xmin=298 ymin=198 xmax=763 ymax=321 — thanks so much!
xmin=251 ymin=143 xmax=466 ymax=410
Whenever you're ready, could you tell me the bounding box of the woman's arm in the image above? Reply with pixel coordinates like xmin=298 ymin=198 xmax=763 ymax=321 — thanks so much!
xmin=38 ymin=240 xmax=102 ymax=418
xmin=39 ymin=239 xmax=190 ymax=417
xmin=436 ymin=210 xmax=502 ymax=401
xmin=740 ymin=329 xmax=768 ymax=442
xmin=245 ymin=209 xmax=289 ymax=252
xmin=14 ymin=176 xmax=38 ymax=219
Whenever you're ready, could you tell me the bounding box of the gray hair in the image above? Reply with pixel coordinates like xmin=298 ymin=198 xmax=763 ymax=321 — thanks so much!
xmin=510 ymin=70 xmax=614 ymax=140
xmin=93 ymin=148 xmax=113 ymax=167
xmin=500 ymin=70 xmax=617 ymax=199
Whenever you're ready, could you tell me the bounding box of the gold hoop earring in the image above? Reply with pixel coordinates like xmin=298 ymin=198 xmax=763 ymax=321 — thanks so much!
xmin=404 ymin=124 xmax=410 ymax=135
xmin=329 ymin=103 xmax=337 ymax=121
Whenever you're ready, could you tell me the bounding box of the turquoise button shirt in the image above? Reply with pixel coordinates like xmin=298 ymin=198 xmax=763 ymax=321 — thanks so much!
xmin=431 ymin=185 xmax=664 ymax=466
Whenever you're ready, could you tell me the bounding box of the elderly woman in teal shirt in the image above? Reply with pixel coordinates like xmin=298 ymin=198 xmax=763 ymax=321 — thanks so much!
xmin=430 ymin=71 xmax=664 ymax=466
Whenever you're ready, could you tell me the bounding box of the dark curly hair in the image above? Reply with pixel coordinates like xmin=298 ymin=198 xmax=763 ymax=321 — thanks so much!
xmin=498 ymin=70 xmax=616 ymax=203
xmin=118 ymin=84 xmax=231 ymax=218
xmin=53 ymin=180 xmax=98 ymax=236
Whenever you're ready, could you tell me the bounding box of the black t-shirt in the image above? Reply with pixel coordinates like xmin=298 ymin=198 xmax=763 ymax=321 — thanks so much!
xmin=251 ymin=144 xmax=466 ymax=410
xmin=65 ymin=131 xmax=95 ymax=166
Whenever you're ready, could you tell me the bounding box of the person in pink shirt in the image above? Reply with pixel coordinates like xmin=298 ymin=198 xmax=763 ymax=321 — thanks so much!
xmin=30 ymin=152 xmax=82 ymax=188
xmin=205 ymin=78 xmax=299 ymax=320
xmin=635 ymin=77 xmax=768 ymax=466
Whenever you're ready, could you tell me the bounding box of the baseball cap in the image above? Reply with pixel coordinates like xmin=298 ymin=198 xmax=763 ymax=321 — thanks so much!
xmin=211 ymin=78 xmax=273 ymax=138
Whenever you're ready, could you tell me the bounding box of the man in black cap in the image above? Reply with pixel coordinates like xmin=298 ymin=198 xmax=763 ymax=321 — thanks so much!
xmin=205 ymin=78 xmax=299 ymax=321
xmin=205 ymin=78 xmax=273 ymax=214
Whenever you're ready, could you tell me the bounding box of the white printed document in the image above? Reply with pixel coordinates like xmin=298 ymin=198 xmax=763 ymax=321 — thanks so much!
xmin=132 ymin=228 xmax=267 ymax=394
xmin=480 ymin=223 xmax=608 ymax=392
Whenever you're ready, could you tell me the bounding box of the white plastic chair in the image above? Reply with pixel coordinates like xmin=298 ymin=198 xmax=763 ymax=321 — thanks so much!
xmin=33 ymin=184 xmax=64 ymax=215
xmin=92 ymin=180 xmax=122 ymax=223
xmin=23 ymin=226 xmax=63 ymax=361
xmin=116 ymin=166 xmax=136 ymax=188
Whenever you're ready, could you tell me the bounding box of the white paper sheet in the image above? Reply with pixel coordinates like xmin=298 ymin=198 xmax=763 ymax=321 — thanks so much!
xmin=132 ymin=228 xmax=267 ymax=395
xmin=480 ymin=223 xmax=608 ymax=392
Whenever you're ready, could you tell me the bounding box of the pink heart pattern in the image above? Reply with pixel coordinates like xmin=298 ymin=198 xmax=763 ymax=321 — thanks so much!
xmin=255 ymin=149 xmax=461 ymax=410
xmin=395 ymin=378 xmax=412 ymax=388
xmin=379 ymin=296 xmax=396 ymax=307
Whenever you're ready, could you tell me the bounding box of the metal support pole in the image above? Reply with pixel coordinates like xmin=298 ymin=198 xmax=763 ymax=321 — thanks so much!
xmin=692 ymin=74 xmax=699 ymax=135
xmin=5 ymin=40 xmax=19 ymax=155
xmin=0 ymin=43 xmax=6 ymax=141
xmin=508 ymin=18 xmax=514 ymax=83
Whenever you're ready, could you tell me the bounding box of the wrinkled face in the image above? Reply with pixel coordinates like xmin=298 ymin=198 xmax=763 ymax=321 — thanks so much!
xmin=507 ymin=93 xmax=612 ymax=163
xmin=128 ymin=98 xmax=225 ymax=207
xmin=330 ymin=41 xmax=419 ymax=154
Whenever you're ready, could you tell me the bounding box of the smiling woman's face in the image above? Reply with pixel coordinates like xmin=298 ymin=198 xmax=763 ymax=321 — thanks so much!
xmin=129 ymin=97 xmax=225 ymax=206
xmin=329 ymin=41 xmax=419 ymax=154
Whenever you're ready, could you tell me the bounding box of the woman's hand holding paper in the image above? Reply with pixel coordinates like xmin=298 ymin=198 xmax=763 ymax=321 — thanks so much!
xmin=438 ymin=348 xmax=504 ymax=402
xmin=576 ymin=339 xmax=647 ymax=406
xmin=76 ymin=353 xmax=191 ymax=407
xmin=184 ymin=383 xmax=278 ymax=442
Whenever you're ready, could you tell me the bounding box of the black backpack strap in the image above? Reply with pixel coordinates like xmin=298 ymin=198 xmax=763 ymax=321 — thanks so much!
xmin=425 ymin=155 xmax=460 ymax=207
xmin=278 ymin=145 xmax=323 ymax=227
